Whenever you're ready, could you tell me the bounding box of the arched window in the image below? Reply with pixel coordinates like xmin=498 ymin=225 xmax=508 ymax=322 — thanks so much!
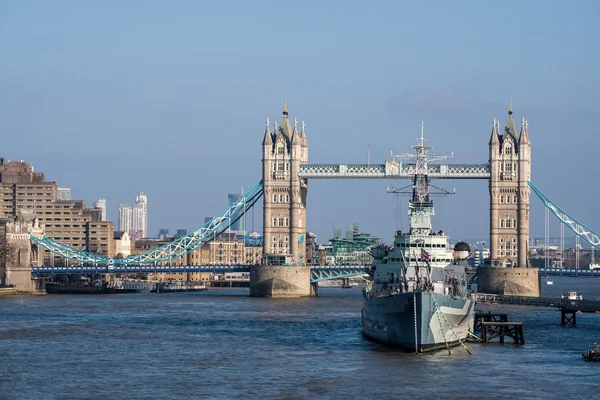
xmin=277 ymin=145 xmax=284 ymax=155
xmin=273 ymin=218 xmax=278 ymax=227
xmin=513 ymin=195 xmax=517 ymax=203
xmin=273 ymin=194 xmax=277 ymax=202
xmin=500 ymin=196 xmax=504 ymax=204
xmin=279 ymin=218 xmax=284 ymax=227
xmin=285 ymin=194 xmax=289 ymax=202
xmin=279 ymin=194 xmax=283 ymax=202
xmin=500 ymin=220 xmax=505 ymax=228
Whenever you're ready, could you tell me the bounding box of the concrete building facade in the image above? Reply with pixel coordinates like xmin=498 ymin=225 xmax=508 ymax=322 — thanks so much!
xmin=0 ymin=159 xmax=114 ymax=262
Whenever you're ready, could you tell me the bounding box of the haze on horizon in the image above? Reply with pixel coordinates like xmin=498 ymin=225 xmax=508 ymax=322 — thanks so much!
xmin=1 ymin=0 xmax=599 ymax=245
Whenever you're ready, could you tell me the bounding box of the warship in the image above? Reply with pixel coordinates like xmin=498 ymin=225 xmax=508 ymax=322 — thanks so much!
xmin=361 ymin=125 xmax=475 ymax=352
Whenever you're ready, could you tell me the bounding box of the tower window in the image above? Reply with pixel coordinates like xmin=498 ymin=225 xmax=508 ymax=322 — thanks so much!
xmin=273 ymin=194 xmax=277 ymax=202
xmin=513 ymin=195 xmax=517 ymax=203
xmin=279 ymin=194 xmax=283 ymax=202
xmin=286 ymin=194 xmax=289 ymax=202
xmin=500 ymin=196 xmax=504 ymax=204
xmin=500 ymin=220 xmax=505 ymax=228
xmin=277 ymin=145 xmax=284 ymax=155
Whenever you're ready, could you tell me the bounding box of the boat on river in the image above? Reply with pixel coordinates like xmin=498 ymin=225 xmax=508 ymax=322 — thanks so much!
xmin=582 ymin=343 xmax=600 ymax=362
xmin=150 ymin=282 xmax=208 ymax=293
xmin=361 ymin=128 xmax=474 ymax=352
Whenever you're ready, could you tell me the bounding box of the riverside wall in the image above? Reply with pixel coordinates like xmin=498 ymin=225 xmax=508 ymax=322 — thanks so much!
xmin=478 ymin=267 xmax=540 ymax=297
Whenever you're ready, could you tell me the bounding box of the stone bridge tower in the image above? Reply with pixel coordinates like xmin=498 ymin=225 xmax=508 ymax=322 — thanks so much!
xmin=2 ymin=210 xmax=45 ymax=293
xmin=482 ymin=102 xmax=538 ymax=296
xmin=488 ymin=102 xmax=531 ymax=268
xmin=251 ymin=101 xmax=313 ymax=297
xmin=261 ymin=100 xmax=308 ymax=265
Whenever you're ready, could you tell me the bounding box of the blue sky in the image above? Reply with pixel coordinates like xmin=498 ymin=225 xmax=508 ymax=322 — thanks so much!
xmin=1 ymin=0 xmax=599 ymax=244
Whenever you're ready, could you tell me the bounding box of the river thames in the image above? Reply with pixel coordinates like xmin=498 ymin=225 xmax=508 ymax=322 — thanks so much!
xmin=1 ymin=276 xmax=600 ymax=400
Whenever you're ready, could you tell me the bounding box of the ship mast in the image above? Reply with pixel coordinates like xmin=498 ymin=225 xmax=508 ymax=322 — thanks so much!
xmin=388 ymin=122 xmax=453 ymax=234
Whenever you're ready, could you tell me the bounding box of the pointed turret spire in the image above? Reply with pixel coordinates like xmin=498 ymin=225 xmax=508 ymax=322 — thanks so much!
xmin=504 ymin=98 xmax=518 ymax=142
xmin=489 ymin=117 xmax=500 ymax=146
xmin=301 ymin=120 xmax=308 ymax=147
xmin=291 ymin=117 xmax=299 ymax=143
xmin=279 ymin=99 xmax=292 ymax=140
xmin=262 ymin=117 xmax=272 ymax=145
xmin=519 ymin=117 xmax=530 ymax=145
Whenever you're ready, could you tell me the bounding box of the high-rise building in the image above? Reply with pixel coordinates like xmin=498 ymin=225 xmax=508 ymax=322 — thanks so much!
xmin=133 ymin=192 xmax=148 ymax=239
xmin=157 ymin=228 xmax=169 ymax=240
xmin=119 ymin=204 xmax=133 ymax=233
xmin=176 ymin=229 xmax=188 ymax=237
xmin=93 ymin=198 xmax=107 ymax=221
xmin=228 ymin=193 xmax=243 ymax=231
xmin=57 ymin=187 xmax=71 ymax=200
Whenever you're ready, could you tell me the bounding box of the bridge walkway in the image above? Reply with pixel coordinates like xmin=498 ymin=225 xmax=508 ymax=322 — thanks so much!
xmin=474 ymin=293 xmax=600 ymax=312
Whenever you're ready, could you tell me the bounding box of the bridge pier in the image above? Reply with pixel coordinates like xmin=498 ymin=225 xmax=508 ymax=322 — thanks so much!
xmin=477 ymin=267 xmax=540 ymax=297
xmin=249 ymin=265 xmax=315 ymax=297
xmin=561 ymin=309 xmax=577 ymax=327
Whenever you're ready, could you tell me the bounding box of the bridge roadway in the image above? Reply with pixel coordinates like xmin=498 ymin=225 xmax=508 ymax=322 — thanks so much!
xmin=30 ymin=265 xmax=369 ymax=284
xmin=474 ymin=293 xmax=600 ymax=312
xmin=537 ymin=268 xmax=600 ymax=277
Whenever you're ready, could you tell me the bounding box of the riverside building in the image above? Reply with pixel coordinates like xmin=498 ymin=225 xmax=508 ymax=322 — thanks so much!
xmin=0 ymin=158 xmax=114 ymax=263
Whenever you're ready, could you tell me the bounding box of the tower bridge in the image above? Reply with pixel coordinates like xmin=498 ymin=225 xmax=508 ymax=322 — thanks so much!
xmin=2 ymin=100 xmax=595 ymax=297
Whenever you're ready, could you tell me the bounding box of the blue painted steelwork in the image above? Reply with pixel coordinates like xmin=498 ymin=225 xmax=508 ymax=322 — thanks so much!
xmin=310 ymin=266 xmax=369 ymax=282
xmin=529 ymin=181 xmax=600 ymax=248
xmin=537 ymin=268 xmax=600 ymax=277
xmin=31 ymin=265 xmax=252 ymax=275
xmin=30 ymin=181 xmax=264 ymax=265
xmin=31 ymin=264 xmax=369 ymax=283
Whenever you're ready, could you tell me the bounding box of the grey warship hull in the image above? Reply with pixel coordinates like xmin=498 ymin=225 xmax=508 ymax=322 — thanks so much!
xmin=362 ymin=291 xmax=475 ymax=352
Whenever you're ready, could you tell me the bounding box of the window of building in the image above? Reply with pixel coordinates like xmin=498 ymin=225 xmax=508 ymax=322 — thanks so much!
xmin=277 ymin=145 xmax=284 ymax=155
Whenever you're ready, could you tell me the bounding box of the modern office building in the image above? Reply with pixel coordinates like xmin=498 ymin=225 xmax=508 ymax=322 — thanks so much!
xmin=227 ymin=193 xmax=243 ymax=231
xmin=93 ymin=198 xmax=107 ymax=221
xmin=119 ymin=204 xmax=133 ymax=233
xmin=133 ymin=192 xmax=147 ymax=238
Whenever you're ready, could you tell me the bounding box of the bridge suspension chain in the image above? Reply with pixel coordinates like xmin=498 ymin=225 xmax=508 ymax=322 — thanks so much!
xmin=31 ymin=180 xmax=264 ymax=265
xmin=528 ymin=181 xmax=600 ymax=248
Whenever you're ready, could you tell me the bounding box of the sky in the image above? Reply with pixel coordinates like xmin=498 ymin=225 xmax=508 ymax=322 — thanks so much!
xmin=1 ymin=0 xmax=599 ymax=245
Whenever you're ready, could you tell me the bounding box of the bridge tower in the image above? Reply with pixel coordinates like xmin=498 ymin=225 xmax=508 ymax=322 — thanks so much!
xmin=483 ymin=101 xmax=538 ymax=296
xmin=252 ymin=101 xmax=313 ymax=297
xmin=489 ymin=101 xmax=531 ymax=267
xmin=261 ymin=100 xmax=308 ymax=265
xmin=2 ymin=211 xmax=45 ymax=293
